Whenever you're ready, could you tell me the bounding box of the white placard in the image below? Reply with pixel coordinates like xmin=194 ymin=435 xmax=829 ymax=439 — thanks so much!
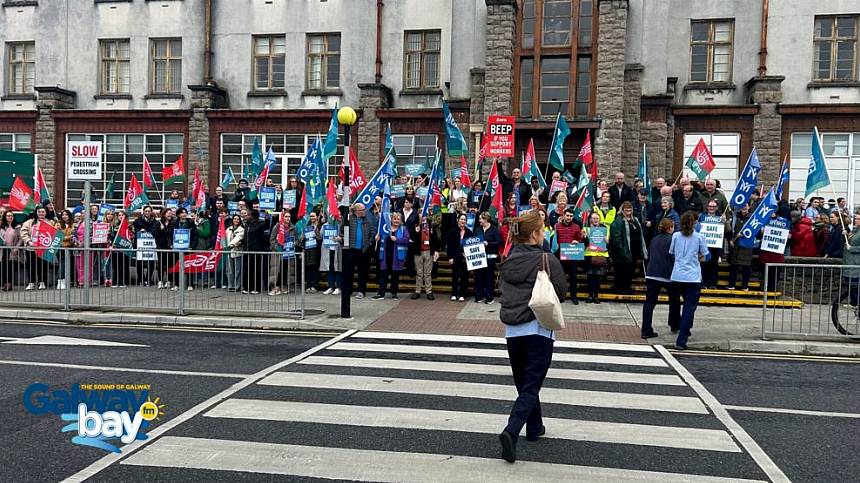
xmin=67 ymin=141 xmax=103 ymax=180
xmin=699 ymin=223 xmax=724 ymax=249
xmin=463 ymin=237 xmax=487 ymax=271
xmin=761 ymin=225 xmax=789 ymax=254
xmin=136 ymin=232 xmax=157 ymax=261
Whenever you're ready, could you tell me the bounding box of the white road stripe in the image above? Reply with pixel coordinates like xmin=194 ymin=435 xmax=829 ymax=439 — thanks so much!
xmin=330 ymin=342 xmax=668 ymax=367
xmin=656 ymin=346 xmax=790 ymax=483
xmin=0 ymin=359 xmax=249 ymax=379
xmin=206 ymin=399 xmax=740 ymax=452
xmin=258 ymin=372 xmax=709 ymax=414
xmin=60 ymin=330 xmax=358 ymax=483
xmin=299 ymin=355 xmax=686 ymax=386
xmin=357 ymin=331 xmax=655 ymax=352
xmin=724 ymin=405 xmax=860 ymax=419
xmin=121 ymin=437 xmax=765 ymax=482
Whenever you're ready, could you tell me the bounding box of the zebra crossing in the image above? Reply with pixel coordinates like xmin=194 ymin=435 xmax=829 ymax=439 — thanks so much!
xmin=102 ymin=331 xmax=773 ymax=482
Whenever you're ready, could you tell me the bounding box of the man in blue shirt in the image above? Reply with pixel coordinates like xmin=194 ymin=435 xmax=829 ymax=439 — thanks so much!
xmin=347 ymin=203 xmax=375 ymax=298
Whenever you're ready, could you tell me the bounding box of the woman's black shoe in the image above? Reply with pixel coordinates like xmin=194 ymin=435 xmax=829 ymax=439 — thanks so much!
xmin=641 ymin=332 xmax=659 ymax=339
xmin=499 ymin=431 xmax=517 ymax=463
xmin=594 ymin=297 xmax=601 ymax=304
xmin=571 ymin=298 xmax=579 ymax=305
xmin=525 ymin=425 xmax=546 ymax=442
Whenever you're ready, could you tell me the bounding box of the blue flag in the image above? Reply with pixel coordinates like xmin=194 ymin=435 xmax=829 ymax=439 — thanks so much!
xmin=264 ymin=147 xmax=277 ymax=170
xmin=220 ymin=167 xmax=235 ymax=190
xmin=775 ymin=156 xmax=790 ymax=200
xmin=385 ymin=123 xmax=394 ymax=152
xmin=377 ymin=178 xmax=391 ymax=239
xmin=805 ymin=126 xmax=831 ymax=197
xmin=637 ymin=144 xmax=651 ymax=197
xmin=442 ymin=101 xmax=468 ymax=157
xmin=738 ymin=188 xmax=777 ymax=248
xmin=548 ymin=113 xmax=571 ymax=171
xmin=422 ymin=151 xmax=442 ymax=218
xmin=354 ymin=156 xmax=396 ymax=208
xmin=730 ymin=147 xmax=762 ymax=209
xmin=323 ymin=106 xmax=339 ymax=163
xmin=297 ymin=136 xmax=326 ymax=204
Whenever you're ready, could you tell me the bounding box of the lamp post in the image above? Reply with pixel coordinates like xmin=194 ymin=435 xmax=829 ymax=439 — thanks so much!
xmin=337 ymin=106 xmax=357 ymax=318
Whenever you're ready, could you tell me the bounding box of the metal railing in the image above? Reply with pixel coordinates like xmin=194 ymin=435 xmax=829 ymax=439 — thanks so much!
xmin=0 ymin=246 xmax=305 ymax=319
xmin=762 ymin=263 xmax=860 ymax=340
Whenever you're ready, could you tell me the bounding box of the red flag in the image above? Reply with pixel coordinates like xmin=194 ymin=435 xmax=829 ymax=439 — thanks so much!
xmin=253 ymin=163 xmax=270 ymax=192
xmin=214 ymin=215 xmax=226 ymax=251
xmin=297 ymin=183 xmax=308 ymax=219
xmin=31 ymin=220 xmax=59 ymax=260
xmin=479 ymin=134 xmax=489 ymax=160
xmin=577 ymin=131 xmax=596 ymax=182
xmin=191 ymin=166 xmax=202 ymax=200
xmin=143 ymin=156 xmax=156 ymax=187
xmin=338 ymin=147 xmax=368 ymax=194
xmin=460 ymin=156 xmax=472 ymax=188
xmin=488 ymin=160 xmax=504 ymax=219
xmin=162 ymin=155 xmax=185 ymax=183
xmin=34 ymin=167 xmax=50 ymax=205
xmin=276 ymin=215 xmax=287 ymax=247
xmin=195 ymin=180 xmax=207 ymax=208
xmin=325 ymin=178 xmax=340 ymax=221
xmin=502 ymin=237 xmax=513 ymax=258
xmin=522 ymin=139 xmax=536 ymax=174
xmin=687 ymin=138 xmax=716 ymax=178
xmin=9 ymin=177 xmax=33 ymax=211
xmin=124 ymin=174 xmax=144 ymax=209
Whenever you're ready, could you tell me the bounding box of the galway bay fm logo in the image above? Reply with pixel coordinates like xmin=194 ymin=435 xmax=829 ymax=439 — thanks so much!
xmin=23 ymin=383 xmax=165 ymax=453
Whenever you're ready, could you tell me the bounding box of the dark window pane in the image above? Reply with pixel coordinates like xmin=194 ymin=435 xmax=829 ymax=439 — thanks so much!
xmin=519 ymin=58 xmax=534 ymax=117
xmin=691 ymin=22 xmax=709 ymax=42
xmin=690 ymin=44 xmax=708 ymax=81
xmin=815 ymin=18 xmax=833 ymax=38
xmin=328 ymin=34 xmax=341 ymax=53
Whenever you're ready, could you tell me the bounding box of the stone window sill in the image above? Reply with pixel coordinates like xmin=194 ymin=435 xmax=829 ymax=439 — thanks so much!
xmin=807 ymin=80 xmax=860 ymax=89
xmin=94 ymin=94 xmax=132 ymax=100
xmin=400 ymin=88 xmax=443 ymax=96
xmin=301 ymin=89 xmax=343 ymax=97
xmin=248 ymin=90 xmax=288 ymax=98
xmin=3 ymin=1 xmax=38 ymax=7
xmin=683 ymin=82 xmax=736 ymax=92
xmin=1 ymin=93 xmax=36 ymax=101
xmin=144 ymin=93 xmax=184 ymax=100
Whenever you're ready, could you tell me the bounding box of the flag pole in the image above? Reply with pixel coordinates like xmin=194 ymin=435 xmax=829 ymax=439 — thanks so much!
xmin=543 ymin=112 xmax=560 ymax=181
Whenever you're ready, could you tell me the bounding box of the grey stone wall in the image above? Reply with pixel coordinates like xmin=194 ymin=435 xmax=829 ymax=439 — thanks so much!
xmin=34 ymin=87 xmax=76 ymax=195
xmin=622 ymin=64 xmax=642 ymax=176
xmin=188 ymin=85 xmax=228 ymax=184
xmin=469 ymin=68 xmax=486 ymax=126
xmin=357 ymin=83 xmax=392 ymax=174
xmin=594 ymin=0 xmax=628 ymax=178
xmin=748 ymin=76 xmax=784 ymax=188
xmin=483 ymin=0 xmax=517 ymax=116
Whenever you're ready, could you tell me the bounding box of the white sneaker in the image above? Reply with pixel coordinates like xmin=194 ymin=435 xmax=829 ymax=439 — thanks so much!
xmin=187 ymin=286 xmax=194 ymax=291
xmin=354 ymin=293 xmax=364 ymax=299
xmin=323 ymin=288 xmax=334 ymax=295
xmin=458 ymin=296 xmax=465 ymax=302
xmin=332 ymin=288 xmax=341 ymax=295
xmin=170 ymin=286 xmax=178 ymax=291
xmin=158 ymin=281 xmax=165 ymax=289
xmin=56 ymin=280 xmax=62 ymax=290
xmin=25 ymin=283 xmax=35 ymax=291
xmin=450 ymin=295 xmax=456 ymax=301
xmin=210 ymin=285 xmax=216 ymax=289
xmin=38 ymin=282 xmax=46 ymax=290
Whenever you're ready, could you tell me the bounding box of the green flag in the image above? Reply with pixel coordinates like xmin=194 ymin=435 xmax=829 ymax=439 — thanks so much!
xmin=104 ymin=171 xmax=116 ymax=201
xmin=548 ymin=113 xmax=571 ymax=171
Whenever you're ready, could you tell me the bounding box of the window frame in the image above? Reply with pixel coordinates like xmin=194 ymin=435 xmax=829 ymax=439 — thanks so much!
xmin=812 ymin=15 xmax=859 ymax=82
xmin=149 ymin=38 xmax=182 ymax=95
xmin=306 ymin=33 xmax=341 ymax=91
xmin=402 ymin=30 xmax=441 ymax=90
xmin=391 ymin=134 xmax=438 ymax=175
xmin=0 ymin=133 xmax=33 ymax=152
xmin=688 ymin=19 xmax=735 ymax=84
xmin=99 ymin=39 xmax=131 ymax=95
xmin=253 ymin=34 xmax=286 ymax=91
xmin=7 ymin=41 xmax=35 ymax=95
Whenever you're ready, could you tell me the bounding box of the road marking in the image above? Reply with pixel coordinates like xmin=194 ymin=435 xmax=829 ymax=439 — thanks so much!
xmin=206 ymin=399 xmax=740 ymax=452
xmin=258 ymin=372 xmax=709 ymax=414
xmin=724 ymin=405 xmax=860 ymax=419
xmin=0 ymin=335 xmax=148 ymax=347
xmin=357 ymin=331 xmax=655 ymax=352
xmin=60 ymin=330 xmax=356 ymax=483
xmin=656 ymin=345 xmax=791 ymax=483
xmin=299 ymin=355 xmax=686 ymax=386
xmin=330 ymin=342 xmax=668 ymax=367
xmin=87 ymin=323 xmax=338 ymax=338
xmin=0 ymin=359 xmax=249 ymax=379
xmin=669 ymin=350 xmax=860 ymax=364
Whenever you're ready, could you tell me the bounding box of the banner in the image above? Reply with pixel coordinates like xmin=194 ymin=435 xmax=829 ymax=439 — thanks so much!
xmin=353 ymin=156 xmax=396 ymax=208
xmin=390 ymin=184 xmax=406 ymax=198
xmin=698 ymin=216 xmax=725 ymax=249
xmin=282 ymin=236 xmax=296 ymax=259
xmin=805 ymin=126 xmax=831 ymax=197
xmin=466 ymin=213 xmax=476 ymax=231
xmin=97 ymin=204 xmax=116 ymax=222
xmin=730 ymin=148 xmax=761 ymax=209
xmin=559 ymin=242 xmax=585 ymax=261
xmin=761 ymin=217 xmax=790 ymax=254
xmin=685 ymin=138 xmax=716 ymax=180
xmin=442 ymin=101 xmax=468 ymax=156
xmin=172 ymin=228 xmax=191 ymax=250
xmin=549 ymin=180 xmax=568 ymax=196
xmin=168 ymin=251 xmax=221 ymax=273
xmin=404 ymin=164 xmax=425 ymax=177
xmin=303 ymin=227 xmax=318 ymax=249
xmin=463 ymin=237 xmax=487 ymax=271
xmin=548 ymin=113 xmax=571 ymax=171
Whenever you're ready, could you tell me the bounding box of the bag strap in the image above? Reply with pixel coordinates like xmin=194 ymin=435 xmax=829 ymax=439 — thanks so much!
xmin=542 ymin=252 xmax=550 ymax=276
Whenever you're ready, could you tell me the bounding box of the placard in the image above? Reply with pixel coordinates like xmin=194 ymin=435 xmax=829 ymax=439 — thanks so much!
xmin=761 ymin=218 xmax=789 ymax=254
xmin=586 ymin=226 xmax=608 ymax=253
xmin=97 ymin=203 xmax=116 ymax=222
xmin=303 ymin=227 xmax=317 ymax=249
xmin=486 ymin=115 xmax=515 ymax=157
xmin=404 ymin=164 xmax=425 ymax=177
xmin=259 ymin=186 xmax=277 ymax=211
xmin=417 ymin=187 xmax=429 ymax=199
xmin=470 ymin=190 xmax=484 ymax=205
xmin=227 ymin=201 xmax=240 ymax=215
xmin=282 ymin=236 xmax=296 ymax=259
xmin=282 ymin=190 xmax=296 ymax=209
xmin=67 ymin=141 xmax=102 ymax=180
xmin=390 ymin=184 xmax=406 ymax=198
xmin=559 ymin=242 xmax=585 ymax=261
xmin=165 ymin=199 xmax=179 ymax=210
xmin=549 ymin=180 xmax=568 ymax=196
xmin=562 ymin=170 xmax=576 ymax=184
xmin=450 ymin=168 xmax=461 ymax=180
xmin=91 ymin=222 xmax=110 ymax=244
xmin=466 ymin=212 xmax=476 ymax=231
xmin=698 ymin=216 xmax=725 ymax=249
xmin=463 ymin=237 xmax=488 ymax=271
xmin=136 ymin=232 xmax=157 ymax=261
xmin=322 ymin=224 xmax=339 ymax=249
xmin=173 ymin=228 xmax=191 ymax=250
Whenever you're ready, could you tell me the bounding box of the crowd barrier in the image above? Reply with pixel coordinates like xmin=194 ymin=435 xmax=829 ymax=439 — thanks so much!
xmin=762 ymin=263 xmax=860 ymax=340
xmin=0 ymin=246 xmax=305 ymax=319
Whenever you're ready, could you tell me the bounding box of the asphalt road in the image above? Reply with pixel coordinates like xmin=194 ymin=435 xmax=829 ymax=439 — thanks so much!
xmin=1 ymin=320 xmax=857 ymax=482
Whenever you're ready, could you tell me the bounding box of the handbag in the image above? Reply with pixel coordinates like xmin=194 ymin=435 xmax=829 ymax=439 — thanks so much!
xmin=590 ymin=255 xmax=607 ymax=267
xmin=528 ymin=253 xmax=565 ymax=331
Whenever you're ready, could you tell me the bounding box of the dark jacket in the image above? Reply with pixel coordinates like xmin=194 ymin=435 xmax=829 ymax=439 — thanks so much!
xmin=609 ymin=216 xmax=648 ymax=263
xmin=499 ymin=244 xmax=568 ymax=325
xmin=348 ymin=214 xmax=377 ymax=252
xmin=608 ymin=183 xmax=635 ymax=209
xmin=824 ymin=224 xmax=844 ymax=258
xmin=133 ymin=215 xmax=160 ymax=237
xmin=168 ymin=219 xmax=198 ymax=250
xmin=675 ymin=192 xmax=704 ymax=215
xmin=446 ymin=226 xmax=474 ymax=262
xmin=475 ymin=224 xmax=502 ymax=256
xmin=645 ymin=232 xmax=674 ymax=280
xmin=497 ymin=161 xmax=531 ymax=205
xmin=243 ymin=218 xmax=267 ymax=252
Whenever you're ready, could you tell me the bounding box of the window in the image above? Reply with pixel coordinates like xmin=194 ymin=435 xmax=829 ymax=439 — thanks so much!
xmin=220 ymin=134 xmax=344 ymax=190
xmin=306 ymin=33 xmax=340 ymax=90
xmin=540 ymin=57 xmax=569 ymax=115
xmin=813 ymin=16 xmax=858 ymax=81
xmin=99 ymin=39 xmax=130 ymax=95
xmin=404 ymin=30 xmax=440 ymax=89
xmin=578 ymin=0 xmax=593 ymax=47
xmin=575 ymin=56 xmax=591 ymax=117
xmin=690 ymin=20 xmax=733 ymax=83
xmin=790 ymin=132 xmax=859 ymax=206
xmin=150 ymin=38 xmax=182 ymax=94
xmin=519 ymin=58 xmax=534 ymax=117
xmin=682 ymin=134 xmax=740 ymax=192
xmin=0 ymin=133 xmax=32 ymax=152
xmin=7 ymin=41 xmax=35 ymax=95
xmin=542 ymin=0 xmax=571 ymax=46
xmin=254 ymin=35 xmax=286 ymax=91
xmin=64 ymin=134 xmax=184 ymax=207
xmin=391 ymin=134 xmax=437 ymax=174
xmin=522 ymin=0 xmax=536 ymax=49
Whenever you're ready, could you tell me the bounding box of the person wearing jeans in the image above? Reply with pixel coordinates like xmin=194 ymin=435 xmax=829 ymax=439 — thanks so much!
xmin=669 ymin=211 xmax=710 ymax=350
xmin=641 ymin=218 xmax=680 ymax=338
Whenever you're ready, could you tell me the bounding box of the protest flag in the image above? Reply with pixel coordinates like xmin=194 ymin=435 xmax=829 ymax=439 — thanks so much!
xmin=685 ymin=138 xmax=716 ymax=181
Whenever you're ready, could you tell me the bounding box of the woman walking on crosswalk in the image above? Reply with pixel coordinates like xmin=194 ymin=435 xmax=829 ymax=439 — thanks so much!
xmin=497 ymin=210 xmax=568 ymax=463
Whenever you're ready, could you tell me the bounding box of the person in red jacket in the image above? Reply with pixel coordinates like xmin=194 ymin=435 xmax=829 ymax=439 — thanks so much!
xmin=789 ymin=215 xmax=817 ymax=257
xmin=554 ymin=208 xmax=584 ymax=304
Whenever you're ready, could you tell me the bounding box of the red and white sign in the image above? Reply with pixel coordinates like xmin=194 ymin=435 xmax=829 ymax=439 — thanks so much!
xmin=168 ymin=251 xmax=222 ymax=273
xmin=486 ymin=115 xmax=515 ymax=158
xmin=91 ymin=222 xmax=111 ymax=244
xmin=67 ymin=141 xmax=103 ymax=180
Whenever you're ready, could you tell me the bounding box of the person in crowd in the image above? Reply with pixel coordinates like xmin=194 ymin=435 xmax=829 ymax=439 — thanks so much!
xmin=411 ymin=213 xmax=441 ymax=300
xmin=554 ymin=208 xmax=583 ymax=304
xmin=610 ymin=201 xmax=648 ymax=294
xmin=633 ymin=189 xmax=652 ymax=236
xmin=208 ymin=186 xmax=229 ymax=213
xmin=803 ymin=197 xmax=820 ymax=219
xmin=528 ymin=177 xmax=544 ymax=204
xmin=595 ymin=179 xmax=608 ymax=201
xmin=538 ymin=208 xmax=555 ymax=253
xmin=300 ymin=211 xmax=322 ymax=293
xmin=583 ymin=212 xmax=609 ymax=303
xmin=55 ymin=209 xmax=74 ymax=290
xmin=474 ymin=212 xmax=501 ymax=304
xmin=169 ymin=208 xmax=198 ymax=291
xmin=447 ymin=213 xmax=473 ymax=301
xmin=528 ymin=195 xmax=541 ymax=213
xmin=669 ymin=210 xmax=710 ymax=350
xmin=71 ymin=208 xmax=96 ymax=288
xmin=727 ymin=205 xmax=754 ymax=290
xmin=698 ymin=200 xmax=728 ymax=289
xmin=593 ymin=192 xmax=616 ymax=226
xmin=655 ymin=196 xmax=681 ymax=233
xmin=813 ymin=213 xmax=831 ymax=256
xmin=109 ymin=211 xmax=131 ymax=288
xmin=0 ymin=210 xmax=21 ymax=291
xmin=241 ymin=208 xmax=266 ymax=294
xmin=824 ymin=212 xmax=847 ymax=259
xmin=789 ymin=211 xmax=817 ymax=257
xmin=497 ymin=162 xmax=532 ymax=208
xmin=224 ymin=214 xmax=245 ymax=292
xmin=676 ymin=184 xmax=703 ymax=214
xmin=835 ymin=198 xmax=849 ymax=217
xmin=233 ymin=179 xmax=251 ymax=202
xmin=497 ymin=210 xmax=567 ymax=463
xmin=320 ymin=213 xmax=343 ymax=295
xmin=547 ymin=193 xmax=568 ymax=228
xmin=133 ymin=205 xmax=159 ymax=287
xmin=439 ymin=178 xmax=452 ymax=238
xmin=100 ymin=210 xmax=116 ymax=287
xmin=194 ymin=209 xmax=212 ymax=250
xmin=641 ymin=218 xmax=680 ymax=338
xmin=156 ymin=208 xmax=176 ymax=289
xmin=400 ymin=197 xmax=420 ymax=275
xmin=449 ymin=178 xmax=468 ymax=206
xmin=650 ymin=177 xmax=666 ymax=205
xmin=470 ymin=180 xmax=490 ymax=213
xmin=20 ymin=205 xmax=58 ymax=290
xmin=843 ymin=214 xmax=860 ymax=306
xmin=608 ymin=172 xmax=635 ymax=209
xmin=373 ymin=212 xmax=410 ymax=299
xmin=267 ymin=209 xmax=296 ymax=296
xmin=348 ymin=203 xmax=376 ymax=299
xmin=759 ymin=212 xmax=786 ymax=293
xmin=699 ymin=179 xmax=727 ymax=212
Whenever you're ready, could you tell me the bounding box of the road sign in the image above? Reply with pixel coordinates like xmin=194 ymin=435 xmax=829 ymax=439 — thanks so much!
xmin=67 ymin=141 xmax=103 ymax=180
xmin=486 ymin=115 xmax=515 ymax=158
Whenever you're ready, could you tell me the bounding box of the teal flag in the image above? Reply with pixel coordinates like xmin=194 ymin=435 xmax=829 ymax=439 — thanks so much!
xmin=323 ymin=106 xmax=339 ymax=163
xmin=526 ymin=157 xmax=547 ymax=189
xmin=805 ymin=126 xmax=831 ymax=197
xmin=220 ymin=167 xmax=235 ymax=190
xmin=385 ymin=123 xmax=394 ymax=152
xmin=251 ymin=138 xmax=264 ymax=179
xmin=548 ymin=113 xmax=571 ymax=171
xmin=442 ymin=101 xmax=468 ymax=157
